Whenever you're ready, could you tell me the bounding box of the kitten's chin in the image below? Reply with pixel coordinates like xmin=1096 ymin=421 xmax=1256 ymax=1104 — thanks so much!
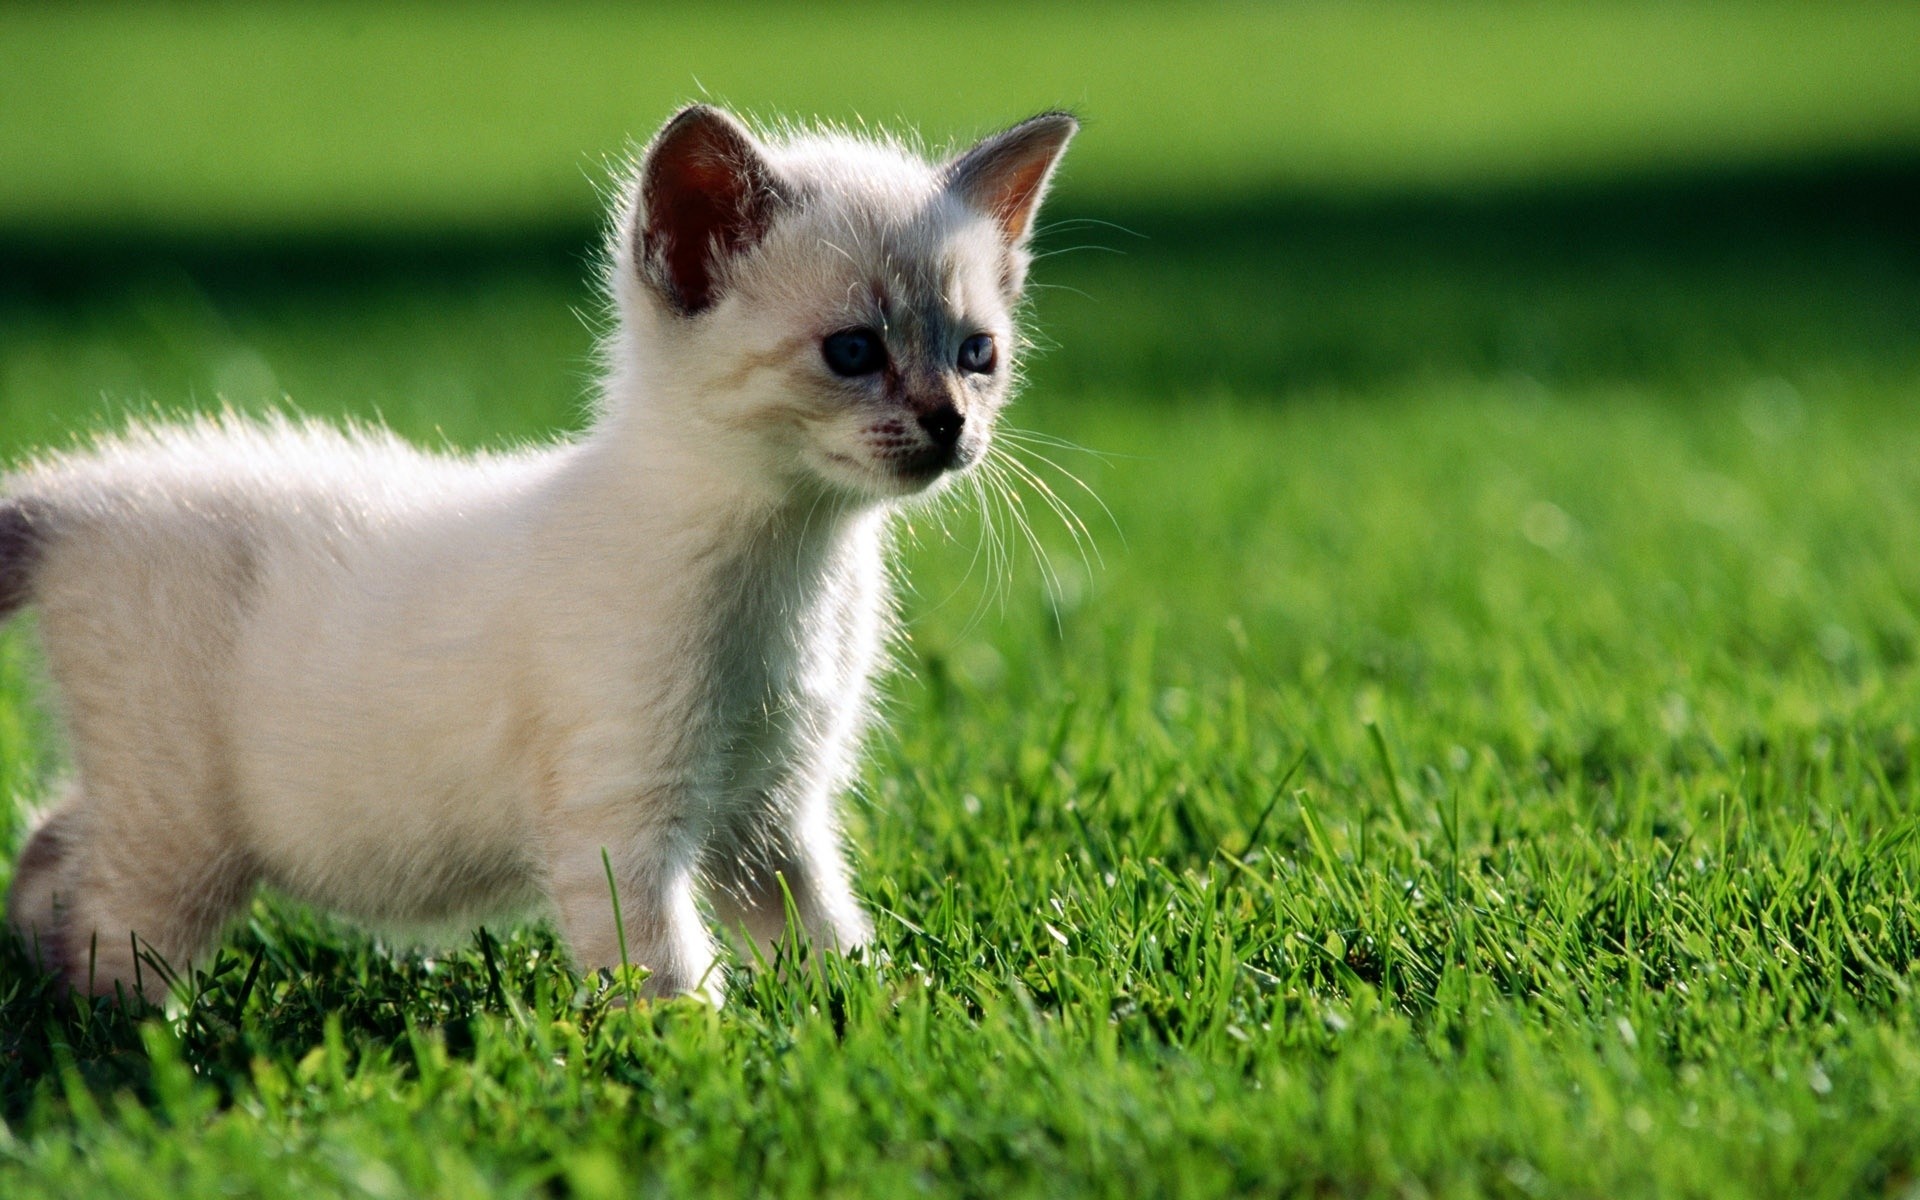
xmin=809 ymin=448 xmax=965 ymax=502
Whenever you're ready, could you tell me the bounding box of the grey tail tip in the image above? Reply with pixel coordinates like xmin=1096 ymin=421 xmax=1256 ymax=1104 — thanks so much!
xmin=0 ymin=498 xmax=44 ymax=619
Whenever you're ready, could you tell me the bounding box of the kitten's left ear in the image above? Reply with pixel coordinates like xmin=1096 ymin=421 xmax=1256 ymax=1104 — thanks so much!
xmin=946 ymin=111 xmax=1079 ymax=247
xmin=635 ymin=104 xmax=788 ymax=315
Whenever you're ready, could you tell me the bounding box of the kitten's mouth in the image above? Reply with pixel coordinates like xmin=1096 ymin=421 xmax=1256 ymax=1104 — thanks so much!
xmin=894 ymin=445 xmax=963 ymax=481
xmin=820 ymin=445 xmax=971 ymax=496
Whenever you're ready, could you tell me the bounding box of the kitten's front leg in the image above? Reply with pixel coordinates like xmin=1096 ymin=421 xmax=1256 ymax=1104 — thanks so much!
xmin=710 ymin=802 xmax=873 ymax=966
xmin=544 ymin=801 xmax=720 ymax=1002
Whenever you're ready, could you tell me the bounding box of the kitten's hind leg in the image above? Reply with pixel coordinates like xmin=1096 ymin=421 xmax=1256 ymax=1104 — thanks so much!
xmin=7 ymin=784 xmax=84 ymax=978
xmin=8 ymin=782 xmax=255 ymax=1001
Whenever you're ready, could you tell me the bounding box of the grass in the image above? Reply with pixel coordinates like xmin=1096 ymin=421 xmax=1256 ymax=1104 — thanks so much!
xmin=7 ymin=4 xmax=1920 ymax=1197
xmin=12 ymin=368 xmax=1920 ymax=1196
xmin=3 ymin=2 xmax=1920 ymax=232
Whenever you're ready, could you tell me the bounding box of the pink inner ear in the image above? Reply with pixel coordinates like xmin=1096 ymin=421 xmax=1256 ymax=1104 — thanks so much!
xmin=642 ymin=109 xmax=781 ymax=314
xmin=976 ymin=154 xmax=1059 ymax=244
xmin=948 ymin=113 xmax=1077 ymax=247
xmin=656 ymin=154 xmax=750 ymax=312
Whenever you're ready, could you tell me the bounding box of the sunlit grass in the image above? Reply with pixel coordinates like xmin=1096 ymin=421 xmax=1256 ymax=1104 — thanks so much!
xmin=7 ymin=194 xmax=1920 ymax=1192
xmin=9 ymin=373 xmax=1920 ymax=1196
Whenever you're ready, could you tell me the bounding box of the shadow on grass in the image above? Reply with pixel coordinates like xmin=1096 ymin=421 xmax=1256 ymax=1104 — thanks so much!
xmin=3 ymin=150 xmax=1916 ymax=401
xmin=0 ymin=909 xmax=577 ymax=1126
xmin=1032 ymin=149 xmax=1920 ymax=399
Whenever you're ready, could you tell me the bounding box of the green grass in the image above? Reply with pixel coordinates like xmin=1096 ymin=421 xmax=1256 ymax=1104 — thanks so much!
xmin=7 ymin=4 xmax=1920 ymax=1197
xmin=11 ymin=351 xmax=1920 ymax=1196
xmin=3 ymin=2 xmax=1920 ymax=233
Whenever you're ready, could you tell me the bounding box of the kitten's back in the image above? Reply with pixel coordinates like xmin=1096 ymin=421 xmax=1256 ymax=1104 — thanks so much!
xmin=7 ymin=415 xmax=549 ymax=597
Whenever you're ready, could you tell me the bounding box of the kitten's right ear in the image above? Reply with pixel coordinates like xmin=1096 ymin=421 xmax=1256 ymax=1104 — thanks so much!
xmin=634 ymin=105 xmax=787 ymax=315
xmin=946 ymin=111 xmax=1079 ymax=247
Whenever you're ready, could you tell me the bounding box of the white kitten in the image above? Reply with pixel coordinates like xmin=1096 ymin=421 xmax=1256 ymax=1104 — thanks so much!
xmin=0 ymin=105 xmax=1075 ymax=1001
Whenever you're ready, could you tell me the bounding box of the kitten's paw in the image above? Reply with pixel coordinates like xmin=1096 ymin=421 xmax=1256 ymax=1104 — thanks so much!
xmin=592 ymin=961 xmax=726 ymax=1008
xmin=817 ymin=905 xmax=875 ymax=955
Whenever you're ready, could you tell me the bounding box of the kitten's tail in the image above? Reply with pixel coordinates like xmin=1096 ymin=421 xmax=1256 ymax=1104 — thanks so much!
xmin=0 ymin=498 xmax=46 ymax=621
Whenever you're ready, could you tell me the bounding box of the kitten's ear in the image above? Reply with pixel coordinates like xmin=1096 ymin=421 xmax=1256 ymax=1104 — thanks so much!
xmin=635 ymin=105 xmax=787 ymax=315
xmin=946 ymin=111 xmax=1078 ymax=246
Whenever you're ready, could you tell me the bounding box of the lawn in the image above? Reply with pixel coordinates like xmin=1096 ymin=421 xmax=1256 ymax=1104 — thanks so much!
xmin=5 ymin=4 xmax=1920 ymax=1197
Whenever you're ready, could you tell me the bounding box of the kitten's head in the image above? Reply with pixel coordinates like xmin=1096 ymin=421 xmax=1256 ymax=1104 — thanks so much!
xmin=606 ymin=106 xmax=1075 ymax=504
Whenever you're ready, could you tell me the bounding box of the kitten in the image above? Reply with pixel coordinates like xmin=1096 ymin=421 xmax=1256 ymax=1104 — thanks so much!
xmin=0 ymin=105 xmax=1075 ymax=1002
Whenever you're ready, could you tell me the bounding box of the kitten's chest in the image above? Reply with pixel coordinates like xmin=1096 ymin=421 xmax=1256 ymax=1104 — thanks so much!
xmin=689 ymin=535 xmax=888 ymax=803
xmin=709 ymin=625 xmax=839 ymax=782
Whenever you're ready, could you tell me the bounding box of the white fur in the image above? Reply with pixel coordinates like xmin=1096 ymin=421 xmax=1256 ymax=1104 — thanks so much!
xmin=1 ymin=107 xmax=1073 ymax=1001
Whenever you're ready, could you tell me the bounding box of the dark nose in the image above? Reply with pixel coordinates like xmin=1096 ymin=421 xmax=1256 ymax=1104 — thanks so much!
xmin=918 ymin=405 xmax=964 ymax=453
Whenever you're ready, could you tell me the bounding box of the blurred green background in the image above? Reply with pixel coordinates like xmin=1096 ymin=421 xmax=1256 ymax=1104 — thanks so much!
xmin=3 ymin=0 xmax=1917 ymax=446
xmin=6 ymin=2 xmax=1920 ymax=228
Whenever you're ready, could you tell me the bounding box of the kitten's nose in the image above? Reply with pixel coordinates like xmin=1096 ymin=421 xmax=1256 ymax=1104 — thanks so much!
xmin=918 ymin=405 xmax=964 ymax=453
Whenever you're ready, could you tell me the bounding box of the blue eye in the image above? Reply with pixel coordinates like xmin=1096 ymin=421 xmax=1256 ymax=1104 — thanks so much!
xmin=822 ymin=328 xmax=886 ymax=377
xmin=958 ymin=333 xmax=996 ymax=374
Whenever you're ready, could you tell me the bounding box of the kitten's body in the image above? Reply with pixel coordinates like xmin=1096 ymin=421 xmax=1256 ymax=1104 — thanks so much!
xmin=0 ymin=106 xmax=1074 ymax=1000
